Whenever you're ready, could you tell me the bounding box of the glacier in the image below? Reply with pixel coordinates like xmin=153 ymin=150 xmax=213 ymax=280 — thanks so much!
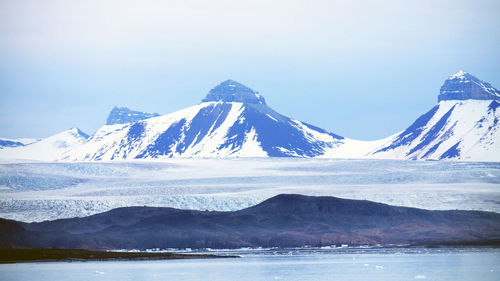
xmin=1 ymin=159 xmax=499 ymax=222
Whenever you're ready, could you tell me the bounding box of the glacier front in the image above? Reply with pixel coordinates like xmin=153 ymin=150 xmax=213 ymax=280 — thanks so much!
xmin=1 ymin=158 xmax=499 ymax=222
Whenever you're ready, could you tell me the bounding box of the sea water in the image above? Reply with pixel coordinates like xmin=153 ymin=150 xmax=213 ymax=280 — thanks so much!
xmin=1 ymin=248 xmax=499 ymax=281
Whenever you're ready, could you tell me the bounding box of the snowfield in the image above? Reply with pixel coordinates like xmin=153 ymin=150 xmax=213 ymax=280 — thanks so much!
xmin=0 ymin=158 xmax=499 ymax=222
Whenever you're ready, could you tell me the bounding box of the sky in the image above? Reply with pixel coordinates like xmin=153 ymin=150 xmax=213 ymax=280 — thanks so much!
xmin=0 ymin=0 xmax=499 ymax=140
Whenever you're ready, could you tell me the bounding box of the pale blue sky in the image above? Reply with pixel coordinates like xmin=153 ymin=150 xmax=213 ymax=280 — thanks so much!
xmin=1 ymin=0 xmax=499 ymax=140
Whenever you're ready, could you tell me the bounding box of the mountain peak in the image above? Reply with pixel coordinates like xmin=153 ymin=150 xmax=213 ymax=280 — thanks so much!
xmin=439 ymin=70 xmax=500 ymax=102
xmin=106 ymin=107 xmax=160 ymax=125
xmin=67 ymin=128 xmax=89 ymax=139
xmin=448 ymin=69 xmax=469 ymax=80
xmin=201 ymin=80 xmax=266 ymax=105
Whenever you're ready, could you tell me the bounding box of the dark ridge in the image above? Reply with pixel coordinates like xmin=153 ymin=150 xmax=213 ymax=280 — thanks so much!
xmin=176 ymin=103 xmax=233 ymax=152
xmin=136 ymin=119 xmax=187 ymax=158
xmin=70 ymin=128 xmax=90 ymax=139
xmin=2 ymin=194 xmax=499 ymax=250
xmin=376 ymin=105 xmax=439 ymax=153
xmin=0 ymin=139 xmax=24 ymax=148
xmin=125 ymin=102 xmax=343 ymax=158
xmin=218 ymin=104 xmax=342 ymax=157
xmin=406 ymin=105 xmax=456 ymax=157
xmin=440 ymin=142 xmax=461 ymax=159
xmin=127 ymin=122 xmax=145 ymax=141
xmin=489 ymin=100 xmax=500 ymax=111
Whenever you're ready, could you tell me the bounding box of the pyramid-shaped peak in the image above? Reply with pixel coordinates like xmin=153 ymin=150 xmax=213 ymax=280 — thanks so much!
xmin=448 ymin=70 xmax=471 ymax=80
xmin=219 ymin=79 xmax=249 ymax=87
xmin=439 ymin=70 xmax=500 ymax=102
xmin=202 ymin=80 xmax=266 ymax=105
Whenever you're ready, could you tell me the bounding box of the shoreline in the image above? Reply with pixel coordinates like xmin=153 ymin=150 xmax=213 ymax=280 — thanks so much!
xmin=0 ymin=249 xmax=239 ymax=264
xmin=3 ymin=245 xmax=500 ymax=264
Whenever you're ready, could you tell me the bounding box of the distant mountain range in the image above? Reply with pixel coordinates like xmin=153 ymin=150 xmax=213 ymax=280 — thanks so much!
xmin=0 ymin=138 xmax=37 ymax=149
xmin=1 ymin=71 xmax=498 ymax=161
xmin=0 ymin=128 xmax=88 ymax=161
xmin=106 ymin=106 xmax=160 ymax=125
xmin=2 ymin=194 xmax=499 ymax=249
xmin=64 ymin=79 xmax=344 ymax=160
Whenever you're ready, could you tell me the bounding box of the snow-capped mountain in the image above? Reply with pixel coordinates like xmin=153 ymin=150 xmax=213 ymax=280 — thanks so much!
xmin=106 ymin=106 xmax=160 ymax=125
xmin=0 ymin=138 xmax=38 ymax=149
xmin=62 ymin=80 xmax=344 ymax=160
xmin=370 ymin=71 xmax=500 ymax=161
xmin=0 ymin=128 xmax=89 ymax=161
xmin=2 ymin=71 xmax=498 ymax=161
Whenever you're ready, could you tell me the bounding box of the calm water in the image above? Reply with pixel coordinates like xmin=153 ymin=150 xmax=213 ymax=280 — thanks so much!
xmin=1 ymin=248 xmax=499 ymax=281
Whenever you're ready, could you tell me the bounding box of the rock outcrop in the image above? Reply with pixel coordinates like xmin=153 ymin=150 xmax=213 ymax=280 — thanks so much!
xmin=202 ymin=80 xmax=266 ymax=105
xmin=438 ymin=70 xmax=500 ymax=102
xmin=106 ymin=107 xmax=160 ymax=125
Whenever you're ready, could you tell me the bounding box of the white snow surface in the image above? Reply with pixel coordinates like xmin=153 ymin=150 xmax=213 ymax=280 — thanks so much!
xmin=449 ymin=70 xmax=468 ymax=80
xmin=61 ymin=102 xmax=267 ymax=160
xmin=0 ymin=159 xmax=499 ymax=222
xmin=0 ymin=128 xmax=88 ymax=161
xmin=59 ymin=102 xmax=336 ymax=160
xmin=0 ymin=100 xmax=498 ymax=162
xmin=371 ymin=100 xmax=500 ymax=161
xmin=320 ymin=134 xmax=398 ymax=159
xmin=0 ymin=138 xmax=39 ymax=146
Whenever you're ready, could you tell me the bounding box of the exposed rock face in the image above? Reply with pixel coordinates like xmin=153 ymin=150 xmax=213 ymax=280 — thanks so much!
xmin=63 ymin=80 xmax=343 ymax=160
xmin=0 ymin=139 xmax=24 ymax=149
xmin=106 ymin=107 xmax=160 ymax=125
xmin=372 ymin=71 xmax=500 ymax=161
xmin=64 ymin=102 xmax=343 ymax=160
xmin=202 ymin=80 xmax=266 ymax=105
xmin=439 ymin=70 xmax=500 ymax=102
xmin=0 ymin=138 xmax=38 ymax=149
xmin=0 ymin=128 xmax=89 ymax=161
xmin=2 ymin=194 xmax=500 ymax=249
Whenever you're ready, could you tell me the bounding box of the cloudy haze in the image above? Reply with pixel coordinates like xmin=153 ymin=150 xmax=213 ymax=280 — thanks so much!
xmin=1 ymin=0 xmax=499 ymax=139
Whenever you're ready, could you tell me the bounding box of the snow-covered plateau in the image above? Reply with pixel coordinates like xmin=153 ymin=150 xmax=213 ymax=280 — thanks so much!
xmin=0 ymin=158 xmax=499 ymax=222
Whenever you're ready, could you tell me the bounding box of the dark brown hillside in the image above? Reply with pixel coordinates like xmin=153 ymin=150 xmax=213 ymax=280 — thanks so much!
xmin=1 ymin=194 xmax=499 ymax=250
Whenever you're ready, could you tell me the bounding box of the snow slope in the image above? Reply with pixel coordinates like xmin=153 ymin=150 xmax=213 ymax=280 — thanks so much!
xmin=371 ymin=71 xmax=500 ymax=161
xmin=0 ymin=128 xmax=89 ymax=161
xmin=320 ymin=134 xmax=398 ymax=159
xmin=0 ymin=138 xmax=39 ymax=149
xmin=1 ymin=72 xmax=499 ymax=161
xmin=62 ymin=101 xmax=343 ymax=160
xmin=62 ymin=83 xmax=344 ymax=160
xmin=63 ymin=73 xmax=499 ymax=161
